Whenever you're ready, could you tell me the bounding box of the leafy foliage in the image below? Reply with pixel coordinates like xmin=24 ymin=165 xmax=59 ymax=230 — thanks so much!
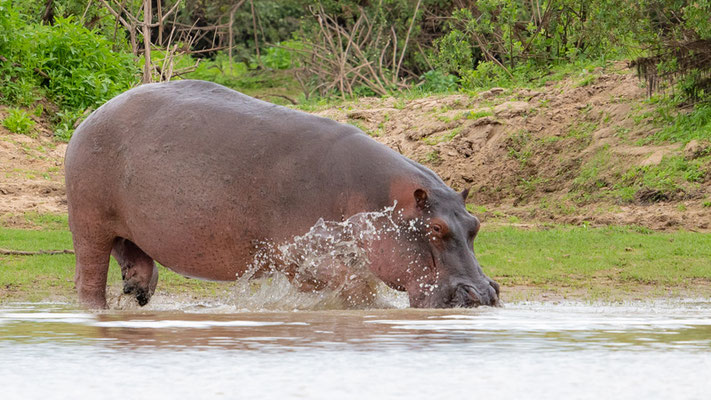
xmin=33 ymin=16 xmax=137 ymax=109
xmin=419 ymin=70 xmax=459 ymax=93
xmin=2 ymin=107 xmax=36 ymax=134
xmin=631 ymin=0 xmax=711 ymax=102
xmin=1 ymin=0 xmax=710 ymax=135
xmin=0 ymin=1 xmax=138 ymax=137
xmin=432 ymin=1 xmax=628 ymax=79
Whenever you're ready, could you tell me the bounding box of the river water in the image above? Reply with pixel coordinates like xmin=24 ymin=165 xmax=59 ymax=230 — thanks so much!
xmin=1 ymin=300 xmax=710 ymax=399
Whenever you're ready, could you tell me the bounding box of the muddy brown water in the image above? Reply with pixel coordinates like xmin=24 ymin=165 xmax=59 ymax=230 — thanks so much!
xmin=1 ymin=300 xmax=710 ymax=399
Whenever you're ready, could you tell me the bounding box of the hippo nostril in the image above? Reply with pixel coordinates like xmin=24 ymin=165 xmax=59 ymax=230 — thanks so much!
xmin=489 ymin=279 xmax=500 ymax=297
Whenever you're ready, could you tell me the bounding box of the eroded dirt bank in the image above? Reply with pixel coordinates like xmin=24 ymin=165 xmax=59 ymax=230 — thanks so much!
xmin=316 ymin=63 xmax=710 ymax=231
xmin=1 ymin=62 xmax=709 ymax=230
xmin=0 ymin=109 xmax=66 ymax=227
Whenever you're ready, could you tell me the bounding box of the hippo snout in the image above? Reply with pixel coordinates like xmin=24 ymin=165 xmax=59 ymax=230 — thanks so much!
xmin=450 ymin=281 xmax=500 ymax=307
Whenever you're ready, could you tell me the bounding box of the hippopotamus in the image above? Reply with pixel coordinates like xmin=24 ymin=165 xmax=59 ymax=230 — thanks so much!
xmin=64 ymin=80 xmax=500 ymax=309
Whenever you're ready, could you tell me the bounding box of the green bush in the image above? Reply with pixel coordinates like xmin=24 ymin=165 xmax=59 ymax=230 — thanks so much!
xmin=2 ymin=108 xmax=36 ymax=134
xmin=0 ymin=1 xmax=31 ymax=105
xmin=183 ymin=53 xmax=255 ymax=88
xmin=259 ymin=44 xmax=297 ymax=70
xmin=0 ymin=2 xmax=137 ymax=138
xmin=432 ymin=29 xmax=475 ymax=76
xmin=33 ymin=16 xmax=136 ymax=110
xmin=53 ymin=109 xmax=85 ymax=142
xmin=460 ymin=61 xmax=510 ymax=89
xmin=419 ymin=70 xmax=459 ymax=93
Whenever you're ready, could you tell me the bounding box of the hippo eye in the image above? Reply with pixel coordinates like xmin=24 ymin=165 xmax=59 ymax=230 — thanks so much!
xmin=428 ymin=220 xmax=449 ymax=239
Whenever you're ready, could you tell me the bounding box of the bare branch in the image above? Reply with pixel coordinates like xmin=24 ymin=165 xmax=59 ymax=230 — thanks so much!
xmin=0 ymin=248 xmax=74 ymax=256
xmin=141 ymin=0 xmax=152 ymax=83
xmin=395 ymin=0 xmax=421 ymax=84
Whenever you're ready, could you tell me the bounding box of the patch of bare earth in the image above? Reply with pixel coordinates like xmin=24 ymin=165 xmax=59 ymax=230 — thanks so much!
xmin=0 ymin=107 xmax=66 ymax=227
xmin=502 ymin=278 xmax=711 ymax=303
xmin=316 ymin=62 xmax=711 ymax=232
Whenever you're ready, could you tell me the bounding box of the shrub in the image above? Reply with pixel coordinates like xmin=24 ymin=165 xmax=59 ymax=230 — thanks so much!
xmin=2 ymin=108 xmax=36 ymax=134
xmin=33 ymin=16 xmax=137 ymax=110
xmin=460 ymin=61 xmax=509 ymax=89
xmin=419 ymin=70 xmax=459 ymax=93
xmin=0 ymin=2 xmax=138 ymax=138
xmin=432 ymin=29 xmax=475 ymax=76
xmin=259 ymin=44 xmax=297 ymax=70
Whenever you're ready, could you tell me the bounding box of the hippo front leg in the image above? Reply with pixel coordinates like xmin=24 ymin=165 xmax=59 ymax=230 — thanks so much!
xmin=338 ymin=273 xmax=379 ymax=308
xmin=72 ymin=235 xmax=113 ymax=309
xmin=285 ymin=262 xmax=378 ymax=308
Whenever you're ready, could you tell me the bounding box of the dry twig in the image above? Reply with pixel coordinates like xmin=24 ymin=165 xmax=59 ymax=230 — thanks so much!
xmin=0 ymin=248 xmax=74 ymax=256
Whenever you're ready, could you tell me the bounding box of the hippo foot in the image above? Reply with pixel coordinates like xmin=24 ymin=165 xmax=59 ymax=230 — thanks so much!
xmin=112 ymin=238 xmax=159 ymax=307
xmin=122 ymin=281 xmax=152 ymax=306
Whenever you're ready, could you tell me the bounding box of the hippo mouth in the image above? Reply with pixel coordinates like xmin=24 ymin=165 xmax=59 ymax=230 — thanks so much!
xmin=447 ymin=282 xmax=501 ymax=308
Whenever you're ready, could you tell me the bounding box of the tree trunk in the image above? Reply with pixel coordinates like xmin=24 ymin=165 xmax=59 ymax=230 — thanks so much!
xmin=142 ymin=0 xmax=153 ymax=83
xmin=41 ymin=0 xmax=55 ymax=25
xmin=157 ymin=0 xmax=164 ymax=46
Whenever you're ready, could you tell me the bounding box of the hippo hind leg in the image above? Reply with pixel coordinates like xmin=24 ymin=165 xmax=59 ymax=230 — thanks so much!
xmin=111 ymin=238 xmax=159 ymax=306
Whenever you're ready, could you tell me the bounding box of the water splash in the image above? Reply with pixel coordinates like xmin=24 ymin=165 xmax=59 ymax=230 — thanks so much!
xmin=234 ymin=204 xmax=412 ymax=310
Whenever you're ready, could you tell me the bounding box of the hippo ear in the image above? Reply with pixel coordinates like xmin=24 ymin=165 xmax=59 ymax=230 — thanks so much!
xmin=461 ymin=188 xmax=470 ymax=202
xmin=414 ymin=189 xmax=428 ymax=210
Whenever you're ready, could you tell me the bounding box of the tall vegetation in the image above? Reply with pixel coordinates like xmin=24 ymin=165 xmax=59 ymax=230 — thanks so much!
xmin=0 ymin=0 xmax=710 ymax=139
xmin=631 ymin=0 xmax=711 ymax=102
xmin=0 ymin=0 xmax=137 ymax=138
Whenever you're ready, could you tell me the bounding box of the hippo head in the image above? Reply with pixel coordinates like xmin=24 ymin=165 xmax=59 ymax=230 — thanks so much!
xmin=366 ymin=185 xmax=500 ymax=308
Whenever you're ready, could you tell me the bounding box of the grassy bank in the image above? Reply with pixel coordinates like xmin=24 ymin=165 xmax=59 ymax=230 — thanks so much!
xmin=477 ymin=224 xmax=711 ymax=301
xmin=0 ymin=214 xmax=232 ymax=303
xmin=1 ymin=213 xmax=710 ymax=304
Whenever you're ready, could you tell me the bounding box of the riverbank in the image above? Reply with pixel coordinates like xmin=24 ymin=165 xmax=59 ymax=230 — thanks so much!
xmin=1 ymin=62 xmax=710 ymax=306
xmin=2 ymin=62 xmax=710 ymax=232
xmin=2 ymin=216 xmax=709 ymax=306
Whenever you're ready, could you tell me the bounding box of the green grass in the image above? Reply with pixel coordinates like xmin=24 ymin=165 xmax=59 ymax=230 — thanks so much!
xmin=2 ymin=108 xmax=36 ymax=134
xmin=566 ymin=120 xmax=597 ymax=139
xmin=614 ymin=154 xmax=709 ymax=202
xmin=570 ymin=143 xmax=710 ymax=204
xmin=643 ymin=100 xmax=711 ymax=144
xmin=506 ymin=129 xmax=533 ymax=165
xmin=573 ymin=146 xmax=612 ymax=193
xmin=0 ymin=224 xmax=232 ymax=303
xmin=476 ymin=225 xmax=711 ymax=289
xmin=422 ymin=150 xmax=441 ymax=165
xmin=2 ymin=215 xmax=711 ymax=303
xmin=465 ymin=109 xmax=494 ymax=120
xmin=575 ymin=74 xmax=598 ymax=87
xmin=459 ymin=57 xmax=619 ymax=93
xmin=422 ymin=126 xmax=464 ymax=145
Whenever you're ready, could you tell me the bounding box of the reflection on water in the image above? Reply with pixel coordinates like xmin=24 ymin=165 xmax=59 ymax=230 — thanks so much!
xmin=1 ymin=300 xmax=710 ymax=399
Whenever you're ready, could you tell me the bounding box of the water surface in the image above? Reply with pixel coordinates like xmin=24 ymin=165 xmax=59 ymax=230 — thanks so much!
xmin=1 ymin=300 xmax=710 ymax=399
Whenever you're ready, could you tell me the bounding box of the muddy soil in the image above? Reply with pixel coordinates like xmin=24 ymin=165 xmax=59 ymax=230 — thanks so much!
xmin=1 ymin=62 xmax=709 ymax=230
